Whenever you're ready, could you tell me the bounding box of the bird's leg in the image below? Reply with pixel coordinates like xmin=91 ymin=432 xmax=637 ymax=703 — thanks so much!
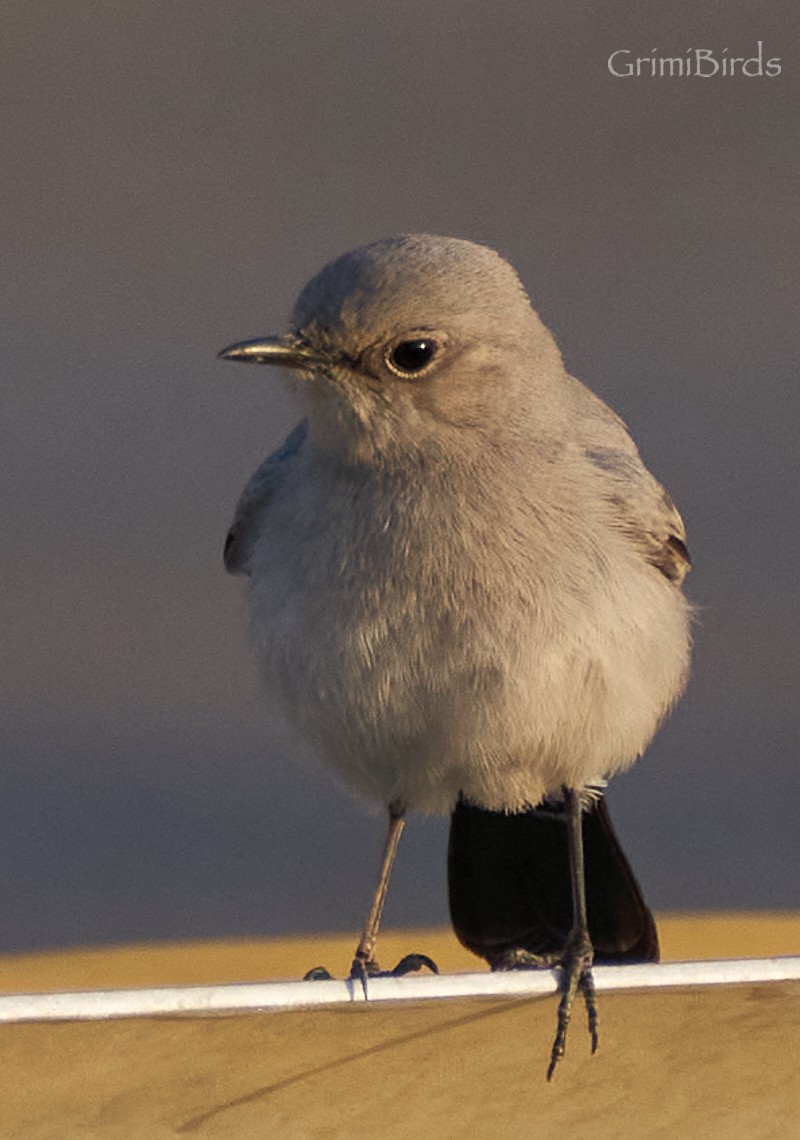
xmin=547 ymin=785 xmax=599 ymax=1080
xmin=348 ymin=802 xmax=438 ymax=994
xmin=350 ymin=801 xmax=406 ymax=983
xmin=304 ymin=802 xmax=437 ymax=987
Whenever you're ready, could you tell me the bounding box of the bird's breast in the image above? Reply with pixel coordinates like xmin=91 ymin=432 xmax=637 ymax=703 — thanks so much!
xmin=243 ymin=461 xmax=691 ymax=812
xmin=247 ymin=468 xmax=538 ymax=701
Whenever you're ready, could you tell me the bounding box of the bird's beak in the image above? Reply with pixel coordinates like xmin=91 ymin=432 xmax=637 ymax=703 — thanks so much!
xmin=217 ymin=335 xmax=326 ymax=372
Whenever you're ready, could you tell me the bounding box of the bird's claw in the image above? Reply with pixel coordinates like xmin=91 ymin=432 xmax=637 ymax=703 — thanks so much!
xmin=305 ymin=952 xmax=438 ymax=991
xmin=349 ymin=951 xmax=439 ymax=997
xmin=546 ymin=933 xmax=598 ymax=1080
xmin=389 ymin=952 xmax=440 ymax=977
xmin=303 ymin=965 xmax=335 ymax=981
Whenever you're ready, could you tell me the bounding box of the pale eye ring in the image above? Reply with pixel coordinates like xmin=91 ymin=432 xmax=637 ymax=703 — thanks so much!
xmin=385 ymin=338 xmax=439 ymax=378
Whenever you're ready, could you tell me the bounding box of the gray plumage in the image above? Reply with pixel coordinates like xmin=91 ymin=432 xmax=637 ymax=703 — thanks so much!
xmin=223 ymin=234 xmax=691 ymax=816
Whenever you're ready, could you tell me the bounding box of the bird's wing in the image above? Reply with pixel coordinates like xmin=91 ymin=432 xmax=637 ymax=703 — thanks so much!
xmin=565 ymin=378 xmax=690 ymax=586
xmin=223 ymin=420 xmax=308 ymax=576
xmin=585 ymin=442 xmax=691 ymax=585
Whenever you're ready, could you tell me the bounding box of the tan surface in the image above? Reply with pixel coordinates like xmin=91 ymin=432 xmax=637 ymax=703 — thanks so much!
xmin=1 ymin=912 xmax=799 ymax=992
xmin=1 ymin=915 xmax=799 ymax=1139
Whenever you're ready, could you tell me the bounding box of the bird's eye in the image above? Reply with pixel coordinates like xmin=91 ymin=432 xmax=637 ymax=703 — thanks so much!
xmin=386 ymin=338 xmax=439 ymax=377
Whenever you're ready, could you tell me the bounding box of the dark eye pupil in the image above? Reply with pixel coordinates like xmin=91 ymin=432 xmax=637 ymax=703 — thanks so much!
xmin=390 ymin=339 xmax=436 ymax=373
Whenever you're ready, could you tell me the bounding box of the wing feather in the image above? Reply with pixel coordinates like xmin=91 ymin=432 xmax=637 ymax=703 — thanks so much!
xmin=585 ymin=444 xmax=691 ymax=586
xmin=224 ymin=420 xmax=308 ymax=576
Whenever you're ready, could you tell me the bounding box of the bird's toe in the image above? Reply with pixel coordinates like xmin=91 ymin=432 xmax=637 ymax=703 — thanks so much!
xmin=303 ymin=965 xmax=335 ymax=981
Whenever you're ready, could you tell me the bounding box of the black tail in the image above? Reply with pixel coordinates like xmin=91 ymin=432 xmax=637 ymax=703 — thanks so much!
xmin=447 ymin=796 xmax=659 ymax=966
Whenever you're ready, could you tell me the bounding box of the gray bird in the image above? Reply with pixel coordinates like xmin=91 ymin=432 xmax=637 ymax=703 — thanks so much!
xmin=219 ymin=234 xmax=691 ymax=1076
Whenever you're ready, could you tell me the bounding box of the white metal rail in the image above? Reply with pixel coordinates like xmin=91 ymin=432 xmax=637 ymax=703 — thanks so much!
xmin=0 ymin=957 xmax=798 ymax=1024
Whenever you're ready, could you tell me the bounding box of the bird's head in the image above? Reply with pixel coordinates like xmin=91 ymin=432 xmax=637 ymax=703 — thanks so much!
xmin=219 ymin=235 xmax=564 ymax=461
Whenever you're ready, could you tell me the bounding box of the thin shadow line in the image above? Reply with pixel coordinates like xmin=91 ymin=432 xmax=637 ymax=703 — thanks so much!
xmin=176 ymin=994 xmax=542 ymax=1133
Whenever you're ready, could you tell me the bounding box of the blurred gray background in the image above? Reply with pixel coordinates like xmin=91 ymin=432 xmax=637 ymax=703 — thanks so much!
xmin=2 ymin=2 xmax=798 ymax=954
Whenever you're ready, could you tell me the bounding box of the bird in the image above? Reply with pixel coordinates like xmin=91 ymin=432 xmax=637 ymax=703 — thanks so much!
xmin=218 ymin=234 xmax=691 ymax=1076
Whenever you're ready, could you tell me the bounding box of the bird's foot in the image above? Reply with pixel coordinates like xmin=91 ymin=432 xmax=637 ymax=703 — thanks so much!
xmin=489 ymin=947 xmax=560 ymax=971
xmin=547 ymin=930 xmax=598 ymax=1081
xmin=349 ymin=952 xmax=439 ymax=996
xmin=303 ymin=952 xmax=438 ymax=992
